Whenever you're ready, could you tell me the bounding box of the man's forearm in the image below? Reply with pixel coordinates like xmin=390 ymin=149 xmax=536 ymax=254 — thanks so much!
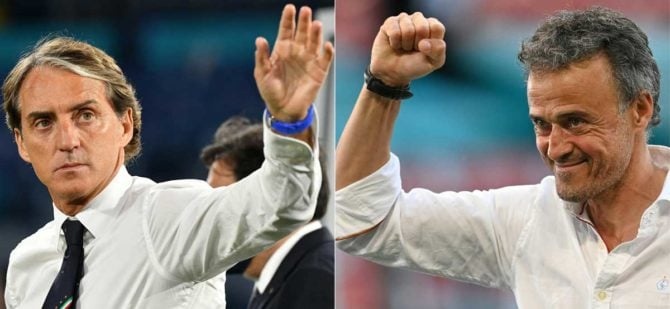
xmin=336 ymin=12 xmax=445 ymax=190
xmin=335 ymin=86 xmax=401 ymax=190
xmin=277 ymin=126 xmax=315 ymax=148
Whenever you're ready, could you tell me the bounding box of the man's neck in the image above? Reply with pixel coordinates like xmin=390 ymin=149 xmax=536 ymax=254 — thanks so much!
xmin=52 ymin=162 xmax=124 ymax=216
xmin=586 ymin=147 xmax=667 ymax=252
xmin=244 ymin=235 xmax=290 ymax=279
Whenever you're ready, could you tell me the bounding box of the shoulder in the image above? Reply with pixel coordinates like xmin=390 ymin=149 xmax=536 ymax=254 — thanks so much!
xmin=276 ymin=266 xmax=333 ymax=308
xmin=6 ymin=220 xmax=59 ymax=291
xmin=9 ymin=220 xmax=58 ymax=264
xmin=275 ymin=232 xmax=334 ymax=287
xmin=127 ymin=176 xmax=213 ymax=204
xmin=489 ymin=178 xmax=549 ymax=197
xmin=152 ymin=179 xmax=211 ymax=190
xmin=297 ymin=239 xmax=333 ymax=271
xmin=482 ymin=175 xmax=557 ymax=208
xmin=128 ymin=175 xmax=210 ymax=195
xmin=287 ymin=266 xmax=333 ymax=286
xmin=279 ymin=236 xmax=333 ymax=288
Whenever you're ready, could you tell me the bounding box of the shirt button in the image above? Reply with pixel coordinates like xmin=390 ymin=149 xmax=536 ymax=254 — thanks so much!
xmin=596 ymin=290 xmax=607 ymax=301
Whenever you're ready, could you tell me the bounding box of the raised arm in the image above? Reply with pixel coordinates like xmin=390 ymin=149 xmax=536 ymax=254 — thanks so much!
xmin=335 ymin=12 xmax=446 ymax=189
xmin=254 ymin=4 xmax=334 ymax=146
xmin=143 ymin=5 xmax=332 ymax=282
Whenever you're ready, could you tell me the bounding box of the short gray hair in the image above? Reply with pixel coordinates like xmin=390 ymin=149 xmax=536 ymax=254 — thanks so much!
xmin=518 ymin=6 xmax=661 ymax=128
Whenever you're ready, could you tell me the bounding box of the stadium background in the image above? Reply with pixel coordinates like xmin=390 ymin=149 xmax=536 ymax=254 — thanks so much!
xmin=335 ymin=0 xmax=669 ymax=308
xmin=0 ymin=1 xmax=334 ymax=308
xmin=0 ymin=0 xmax=668 ymax=308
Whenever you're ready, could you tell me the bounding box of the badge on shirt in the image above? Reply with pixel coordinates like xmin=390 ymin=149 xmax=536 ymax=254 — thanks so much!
xmin=657 ymin=276 xmax=669 ymax=293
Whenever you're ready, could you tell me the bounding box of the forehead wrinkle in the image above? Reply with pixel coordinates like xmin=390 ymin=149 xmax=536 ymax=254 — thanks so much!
xmin=18 ymin=67 xmax=107 ymax=117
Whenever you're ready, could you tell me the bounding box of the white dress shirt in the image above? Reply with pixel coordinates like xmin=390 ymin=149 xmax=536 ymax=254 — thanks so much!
xmin=336 ymin=145 xmax=670 ymax=308
xmin=255 ymin=220 xmax=323 ymax=294
xmin=5 ymin=118 xmax=320 ymax=309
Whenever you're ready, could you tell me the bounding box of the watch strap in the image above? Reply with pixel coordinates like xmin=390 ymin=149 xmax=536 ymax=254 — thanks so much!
xmin=364 ymin=66 xmax=413 ymax=100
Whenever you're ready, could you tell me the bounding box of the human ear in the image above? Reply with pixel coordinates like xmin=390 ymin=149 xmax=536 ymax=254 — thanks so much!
xmin=630 ymin=92 xmax=653 ymax=129
xmin=119 ymin=108 xmax=133 ymax=147
xmin=14 ymin=128 xmax=32 ymax=163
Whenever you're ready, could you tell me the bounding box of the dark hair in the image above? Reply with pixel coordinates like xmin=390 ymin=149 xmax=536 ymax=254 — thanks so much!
xmin=3 ymin=36 xmax=142 ymax=162
xmin=313 ymin=150 xmax=329 ymax=221
xmin=200 ymin=116 xmax=329 ymax=221
xmin=200 ymin=117 xmax=264 ymax=180
xmin=518 ymin=6 xmax=661 ymax=128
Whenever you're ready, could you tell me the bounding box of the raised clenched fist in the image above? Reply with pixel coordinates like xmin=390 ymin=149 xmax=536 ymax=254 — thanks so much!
xmin=369 ymin=12 xmax=446 ymax=88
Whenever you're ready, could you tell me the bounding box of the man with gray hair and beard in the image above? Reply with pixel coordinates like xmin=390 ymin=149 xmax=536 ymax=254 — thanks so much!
xmin=336 ymin=7 xmax=668 ymax=308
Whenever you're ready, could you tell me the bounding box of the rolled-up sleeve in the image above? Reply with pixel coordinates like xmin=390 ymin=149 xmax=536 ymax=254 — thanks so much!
xmin=336 ymin=154 xmax=402 ymax=239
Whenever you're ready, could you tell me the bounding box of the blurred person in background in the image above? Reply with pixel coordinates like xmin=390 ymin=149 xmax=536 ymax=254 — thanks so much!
xmin=200 ymin=116 xmax=334 ymax=309
xmin=336 ymin=6 xmax=668 ymax=308
xmin=2 ymin=4 xmax=333 ymax=308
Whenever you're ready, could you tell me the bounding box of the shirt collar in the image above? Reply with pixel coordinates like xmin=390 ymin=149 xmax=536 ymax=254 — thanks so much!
xmin=649 ymin=145 xmax=670 ymax=203
xmin=51 ymin=166 xmax=133 ymax=244
xmin=255 ymin=221 xmax=322 ymax=294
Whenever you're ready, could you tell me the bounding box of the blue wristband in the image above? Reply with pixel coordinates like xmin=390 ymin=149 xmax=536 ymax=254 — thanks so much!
xmin=266 ymin=105 xmax=315 ymax=135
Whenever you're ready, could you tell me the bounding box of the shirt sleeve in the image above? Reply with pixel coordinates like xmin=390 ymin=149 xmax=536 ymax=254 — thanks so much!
xmin=336 ymin=153 xmax=538 ymax=289
xmin=4 ymin=283 xmax=16 ymax=309
xmin=141 ymin=114 xmax=320 ymax=282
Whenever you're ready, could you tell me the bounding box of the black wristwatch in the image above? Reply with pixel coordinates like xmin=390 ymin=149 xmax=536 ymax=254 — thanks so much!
xmin=364 ymin=66 xmax=413 ymax=100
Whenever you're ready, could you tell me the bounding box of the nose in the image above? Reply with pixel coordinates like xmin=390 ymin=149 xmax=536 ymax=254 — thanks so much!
xmin=546 ymin=126 xmax=573 ymax=162
xmin=55 ymin=120 xmax=80 ymax=152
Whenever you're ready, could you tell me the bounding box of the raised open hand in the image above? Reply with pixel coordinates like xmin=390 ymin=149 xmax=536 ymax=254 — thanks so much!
xmin=370 ymin=12 xmax=446 ymax=87
xmin=254 ymin=4 xmax=334 ymax=122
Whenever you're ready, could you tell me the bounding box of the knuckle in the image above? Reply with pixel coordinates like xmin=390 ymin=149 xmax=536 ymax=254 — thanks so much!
xmin=411 ymin=11 xmax=425 ymax=17
xmin=387 ymin=27 xmax=401 ymax=38
xmin=415 ymin=22 xmax=429 ymax=34
xmin=430 ymin=18 xmax=445 ymax=31
xmin=399 ymin=14 xmax=412 ymax=25
xmin=382 ymin=17 xmax=397 ymax=31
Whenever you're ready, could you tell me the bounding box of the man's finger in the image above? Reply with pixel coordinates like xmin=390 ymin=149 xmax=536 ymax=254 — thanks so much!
xmin=428 ymin=17 xmax=446 ymax=39
xmin=418 ymin=38 xmax=446 ymax=67
xmin=318 ymin=41 xmax=335 ymax=71
xmin=254 ymin=37 xmax=271 ymax=80
xmin=383 ymin=16 xmax=402 ymax=50
xmin=398 ymin=12 xmax=415 ymax=51
xmin=276 ymin=4 xmax=296 ymax=44
xmin=307 ymin=21 xmax=323 ymax=55
xmin=295 ymin=6 xmax=312 ymax=46
xmin=412 ymin=12 xmax=429 ymax=50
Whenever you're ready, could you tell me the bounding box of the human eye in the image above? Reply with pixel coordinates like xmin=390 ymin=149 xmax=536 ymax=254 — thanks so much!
xmin=566 ymin=116 xmax=585 ymax=128
xmin=34 ymin=118 xmax=52 ymax=129
xmin=78 ymin=110 xmax=96 ymax=122
xmin=532 ymin=118 xmax=551 ymax=135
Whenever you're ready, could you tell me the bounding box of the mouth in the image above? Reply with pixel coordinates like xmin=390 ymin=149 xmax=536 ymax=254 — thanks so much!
xmin=55 ymin=163 xmax=87 ymax=172
xmin=554 ymin=160 xmax=586 ymax=173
